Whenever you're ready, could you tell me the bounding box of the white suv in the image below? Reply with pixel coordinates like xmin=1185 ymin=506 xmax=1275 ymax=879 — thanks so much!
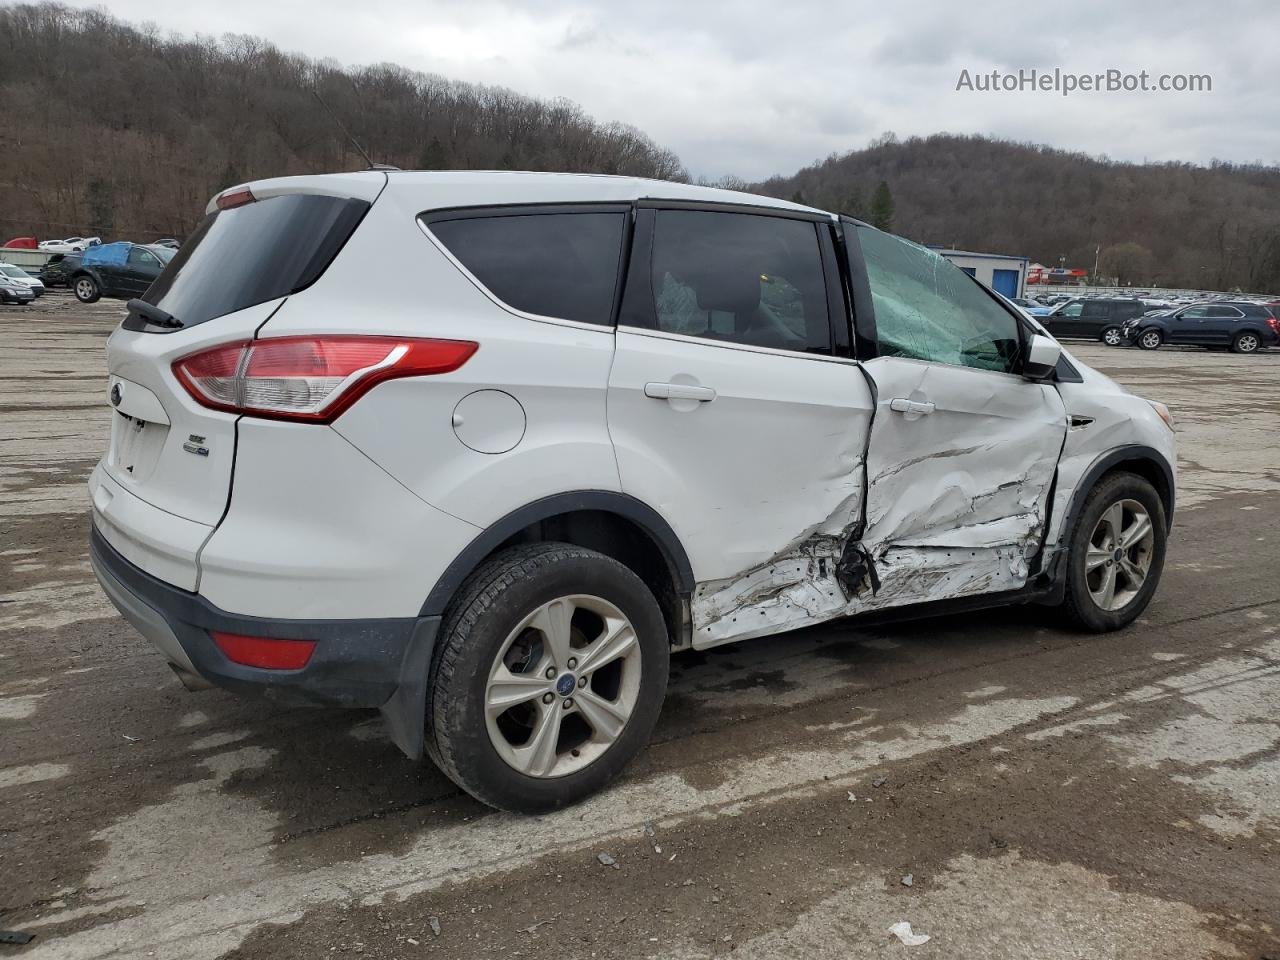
xmin=89 ymin=172 xmax=1176 ymax=812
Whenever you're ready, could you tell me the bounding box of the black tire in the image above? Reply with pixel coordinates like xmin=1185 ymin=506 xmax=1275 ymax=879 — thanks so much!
xmin=1231 ymin=331 xmax=1261 ymax=354
xmin=426 ymin=542 xmax=669 ymax=813
xmin=1061 ymin=472 xmax=1167 ymax=632
xmin=73 ymin=275 xmax=100 ymax=303
xmin=1100 ymin=326 xmax=1123 ymax=346
xmin=1136 ymin=329 xmax=1162 ymax=350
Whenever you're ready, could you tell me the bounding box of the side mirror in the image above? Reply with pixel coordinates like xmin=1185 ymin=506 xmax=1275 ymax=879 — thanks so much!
xmin=1023 ymin=333 xmax=1061 ymax=381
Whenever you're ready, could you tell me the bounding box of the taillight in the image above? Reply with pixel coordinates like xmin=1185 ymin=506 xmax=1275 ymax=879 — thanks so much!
xmin=216 ymin=187 xmax=256 ymax=210
xmin=211 ymin=631 xmax=316 ymax=670
xmin=173 ymin=336 xmax=477 ymax=423
xmin=1268 ymin=315 xmax=1280 ymax=335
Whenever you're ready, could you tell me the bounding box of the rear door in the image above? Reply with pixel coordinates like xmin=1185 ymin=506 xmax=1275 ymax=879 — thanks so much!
xmin=93 ymin=178 xmax=381 ymax=587
xmin=122 ymin=246 xmax=163 ymax=295
xmin=607 ymin=204 xmax=873 ymax=647
xmin=1204 ymin=305 xmax=1245 ymax=345
xmin=845 ymin=222 xmax=1067 ymax=607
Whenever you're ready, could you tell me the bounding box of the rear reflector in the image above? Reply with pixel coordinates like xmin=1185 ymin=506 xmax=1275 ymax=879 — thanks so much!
xmin=216 ymin=187 xmax=256 ymax=210
xmin=211 ymin=631 xmax=316 ymax=670
xmin=173 ymin=335 xmax=478 ymax=423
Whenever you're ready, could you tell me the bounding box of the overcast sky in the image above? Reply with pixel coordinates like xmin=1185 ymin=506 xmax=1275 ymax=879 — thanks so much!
xmin=49 ymin=0 xmax=1278 ymax=180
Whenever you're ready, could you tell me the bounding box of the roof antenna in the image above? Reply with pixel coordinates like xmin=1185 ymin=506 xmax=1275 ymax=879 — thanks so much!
xmin=311 ymin=88 xmax=399 ymax=171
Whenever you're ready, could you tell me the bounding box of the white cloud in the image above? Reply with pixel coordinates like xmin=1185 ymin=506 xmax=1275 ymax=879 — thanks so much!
xmin=52 ymin=0 xmax=1276 ymax=179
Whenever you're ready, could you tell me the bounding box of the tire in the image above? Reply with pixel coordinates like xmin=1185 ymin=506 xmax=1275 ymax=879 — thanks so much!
xmin=73 ymin=275 xmax=100 ymax=303
xmin=1136 ymin=329 xmax=1162 ymax=350
xmin=1101 ymin=326 xmax=1123 ymax=346
xmin=1061 ymin=472 xmax=1166 ymax=632
xmin=427 ymin=542 xmax=669 ymax=813
xmin=1232 ymin=332 xmax=1261 ymax=354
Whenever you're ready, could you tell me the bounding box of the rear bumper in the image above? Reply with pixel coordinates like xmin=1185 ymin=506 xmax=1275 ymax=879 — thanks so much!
xmin=90 ymin=522 xmax=438 ymax=758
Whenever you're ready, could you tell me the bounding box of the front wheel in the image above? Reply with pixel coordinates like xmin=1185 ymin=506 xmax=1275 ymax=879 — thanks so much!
xmin=1101 ymin=326 xmax=1123 ymax=346
xmin=1232 ymin=332 xmax=1261 ymax=354
xmin=1136 ymin=329 xmax=1162 ymax=350
xmin=73 ymin=275 xmax=100 ymax=303
xmin=427 ymin=543 xmax=669 ymax=813
xmin=1061 ymin=472 xmax=1166 ymax=632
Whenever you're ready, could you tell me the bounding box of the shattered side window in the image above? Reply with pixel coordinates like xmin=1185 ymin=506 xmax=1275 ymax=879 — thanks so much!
xmin=855 ymin=226 xmax=1020 ymax=373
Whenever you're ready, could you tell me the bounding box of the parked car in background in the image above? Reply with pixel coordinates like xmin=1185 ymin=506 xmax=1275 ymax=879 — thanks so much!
xmin=0 ymin=274 xmax=36 ymax=304
xmin=152 ymin=238 xmax=181 ymax=249
xmin=39 ymin=236 xmax=102 ymax=253
xmin=89 ymin=171 xmax=1177 ymax=813
xmin=1123 ymin=301 xmax=1280 ymax=353
xmin=38 ymin=252 xmax=81 ymax=287
xmin=70 ymin=242 xmax=175 ymax=303
xmin=1043 ymin=297 xmax=1147 ymax=345
xmin=0 ymin=263 xmax=45 ymax=297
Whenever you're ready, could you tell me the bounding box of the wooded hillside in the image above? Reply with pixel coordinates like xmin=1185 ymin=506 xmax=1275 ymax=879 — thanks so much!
xmin=753 ymin=134 xmax=1280 ymax=292
xmin=0 ymin=3 xmax=686 ymax=242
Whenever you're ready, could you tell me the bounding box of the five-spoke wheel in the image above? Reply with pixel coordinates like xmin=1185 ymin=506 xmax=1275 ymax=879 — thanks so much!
xmin=485 ymin=595 xmax=642 ymax=779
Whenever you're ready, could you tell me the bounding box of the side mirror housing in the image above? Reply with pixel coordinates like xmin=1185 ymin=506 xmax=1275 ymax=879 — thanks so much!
xmin=1023 ymin=333 xmax=1061 ymax=381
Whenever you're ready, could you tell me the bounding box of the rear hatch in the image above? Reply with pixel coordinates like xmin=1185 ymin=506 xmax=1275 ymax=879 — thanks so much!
xmin=94 ymin=174 xmax=383 ymax=587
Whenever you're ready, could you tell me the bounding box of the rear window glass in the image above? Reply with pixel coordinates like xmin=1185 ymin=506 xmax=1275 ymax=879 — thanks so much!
xmin=138 ymin=193 xmax=369 ymax=329
xmin=428 ymin=211 xmax=626 ymax=325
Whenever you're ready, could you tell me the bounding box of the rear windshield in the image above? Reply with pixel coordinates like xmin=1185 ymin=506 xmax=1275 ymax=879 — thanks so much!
xmin=136 ymin=193 xmax=369 ymax=329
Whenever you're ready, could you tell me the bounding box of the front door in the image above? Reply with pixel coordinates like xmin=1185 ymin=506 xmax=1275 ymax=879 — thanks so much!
xmin=607 ymin=206 xmax=873 ymax=647
xmin=123 ymin=246 xmax=163 ymax=296
xmin=846 ymin=223 xmax=1068 ymax=608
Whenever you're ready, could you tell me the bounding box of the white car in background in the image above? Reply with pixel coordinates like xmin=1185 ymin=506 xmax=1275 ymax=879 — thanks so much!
xmin=38 ymin=236 xmax=101 ymax=253
xmin=89 ymin=172 xmax=1178 ymax=813
xmin=0 ymin=263 xmax=45 ymax=296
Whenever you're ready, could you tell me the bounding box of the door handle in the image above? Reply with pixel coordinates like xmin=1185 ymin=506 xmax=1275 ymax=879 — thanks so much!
xmin=645 ymin=382 xmax=716 ymax=402
xmin=889 ymin=398 xmax=935 ymax=416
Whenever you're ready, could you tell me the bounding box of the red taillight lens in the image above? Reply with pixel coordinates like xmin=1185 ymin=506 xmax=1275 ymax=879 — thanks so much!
xmin=211 ymin=631 xmax=316 ymax=670
xmin=216 ymin=187 xmax=256 ymax=210
xmin=1268 ymin=315 xmax=1280 ymax=335
xmin=173 ymin=336 xmax=477 ymax=423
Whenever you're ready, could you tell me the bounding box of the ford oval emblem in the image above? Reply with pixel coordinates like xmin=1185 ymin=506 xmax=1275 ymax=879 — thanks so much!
xmin=110 ymin=383 xmax=122 ymax=407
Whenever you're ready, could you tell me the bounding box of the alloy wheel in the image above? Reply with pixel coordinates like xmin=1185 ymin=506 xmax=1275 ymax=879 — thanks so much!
xmin=484 ymin=595 xmax=642 ymax=778
xmin=75 ymin=278 xmax=94 ymax=300
xmin=1085 ymin=499 xmax=1154 ymax=611
xmin=1236 ymin=334 xmax=1259 ymax=353
xmin=1140 ymin=331 xmax=1161 ymax=349
xmin=1103 ymin=328 xmax=1122 ymax=346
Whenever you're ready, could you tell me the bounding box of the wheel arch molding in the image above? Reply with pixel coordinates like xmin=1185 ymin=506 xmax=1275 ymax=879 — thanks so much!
xmin=1061 ymin=445 xmax=1176 ymax=544
xmin=419 ymin=491 xmax=696 ymax=618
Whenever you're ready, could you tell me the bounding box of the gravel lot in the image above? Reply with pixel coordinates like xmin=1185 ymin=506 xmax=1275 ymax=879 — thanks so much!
xmin=2 ymin=292 xmax=1278 ymax=959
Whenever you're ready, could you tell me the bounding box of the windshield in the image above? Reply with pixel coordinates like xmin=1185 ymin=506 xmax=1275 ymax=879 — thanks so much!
xmin=0 ymin=265 xmax=28 ymax=278
xmin=138 ymin=193 xmax=370 ymax=329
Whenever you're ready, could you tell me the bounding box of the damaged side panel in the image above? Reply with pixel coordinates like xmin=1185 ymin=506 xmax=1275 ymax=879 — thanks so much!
xmin=691 ymin=357 xmax=1069 ymax=649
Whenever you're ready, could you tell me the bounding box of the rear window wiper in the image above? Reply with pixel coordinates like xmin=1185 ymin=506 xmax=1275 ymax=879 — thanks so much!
xmin=126 ymin=299 xmax=182 ymax=329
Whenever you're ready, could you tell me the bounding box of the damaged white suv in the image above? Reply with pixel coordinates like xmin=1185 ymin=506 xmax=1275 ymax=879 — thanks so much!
xmin=90 ymin=172 xmax=1176 ymax=812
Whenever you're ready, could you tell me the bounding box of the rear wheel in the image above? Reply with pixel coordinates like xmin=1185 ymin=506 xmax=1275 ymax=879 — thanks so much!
xmin=1061 ymin=472 xmax=1166 ymax=632
xmin=1101 ymin=326 xmax=1123 ymax=346
xmin=1232 ymin=332 xmax=1260 ymax=354
xmin=73 ymin=275 xmax=100 ymax=303
xmin=1137 ymin=329 xmax=1162 ymax=350
xmin=427 ymin=543 xmax=669 ymax=813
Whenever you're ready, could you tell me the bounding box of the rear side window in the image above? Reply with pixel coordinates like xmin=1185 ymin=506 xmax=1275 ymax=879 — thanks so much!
xmin=138 ymin=193 xmax=370 ymax=329
xmin=855 ymin=225 xmax=1020 ymax=373
xmin=643 ymin=209 xmax=831 ymax=354
xmin=428 ymin=211 xmax=626 ymax=325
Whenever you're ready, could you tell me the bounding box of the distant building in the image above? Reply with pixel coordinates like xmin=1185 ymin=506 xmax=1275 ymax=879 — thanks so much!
xmin=929 ymin=248 xmax=1029 ymax=299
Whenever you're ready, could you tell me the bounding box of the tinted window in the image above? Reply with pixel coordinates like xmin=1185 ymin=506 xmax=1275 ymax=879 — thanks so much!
xmin=127 ymin=247 xmax=160 ymax=268
xmin=646 ymin=210 xmax=830 ymax=353
xmin=140 ymin=193 xmax=370 ymax=329
xmin=856 ymin=226 xmax=1020 ymax=373
xmin=430 ymin=211 xmax=625 ymax=325
xmin=1081 ymin=301 xmax=1109 ymax=319
xmin=1206 ymin=305 xmax=1244 ymax=318
xmin=1180 ymin=306 xmax=1210 ymax=318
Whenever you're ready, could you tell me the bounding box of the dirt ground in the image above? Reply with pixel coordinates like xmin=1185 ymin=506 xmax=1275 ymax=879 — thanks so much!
xmin=1 ymin=291 xmax=1278 ymax=960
